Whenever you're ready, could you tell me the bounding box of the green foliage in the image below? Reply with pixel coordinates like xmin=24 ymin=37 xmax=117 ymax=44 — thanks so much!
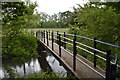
xmin=2 ymin=66 xmax=77 ymax=79
xmin=27 ymin=72 xmax=77 ymax=80
xmin=43 ymin=20 xmax=58 ymax=28
xmin=3 ymin=64 xmax=19 ymax=78
xmin=2 ymin=2 xmax=38 ymax=62
xmin=90 ymin=1 xmax=120 ymax=14
xmin=78 ymin=7 xmax=119 ymax=42
xmin=2 ymin=30 xmax=38 ymax=62
xmin=28 ymin=72 xmax=61 ymax=78
xmin=58 ymin=11 xmax=72 ymax=28
xmin=105 ymin=2 xmax=120 ymax=14
xmin=69 ymin=3 xmax=120 ymax=53
xmin=27 ymin=28 xmax=69 ymax=33
xmin=29 ymin=11 xmax=73 ymax=28
xmin=68 ymin=3 xmax=120 ymax=75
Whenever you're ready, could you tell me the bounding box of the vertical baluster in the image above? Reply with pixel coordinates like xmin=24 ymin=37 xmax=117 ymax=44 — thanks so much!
xmin=106 ymin=50 xmax=111 ymax=80
xmin=57 ymin=31 xmax=59 ymax=44
xmin=73 ymin=33 xmax=77 ymax=71
xmin=47 ymin=31 xmax=49 ymax=46
xmin=44 ymin=31 xmax=45 ymax=43
xmin=94 ymin=37 xmax=97 ymax=67
xmin=59 ymin=34 xmax=61 ymax=57
xmin=52 ymin=31 xmax=54 ymax=50
xmin=64 ymin=32 xmax=66 ymax=49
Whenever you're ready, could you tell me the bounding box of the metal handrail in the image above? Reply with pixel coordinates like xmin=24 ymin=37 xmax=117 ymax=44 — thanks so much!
xmin=40 ymin=30 xmax=120 ymax=49
xmin=60 ymin=36 xmax=73 ymax=42
xmin=95 ymin=40 xmax=120 ymax=48
xmin=66 ymin=33 xmax=74 ymax=36
xmin=37 ymin=30 xmax=119 ymax=79
xmin=54 ymin=38 xmax=58 ymax=40
xmin=76 ymin=34 xmax=120 ymax=49
xmin=61 ymin=40 xmax=73 ymax=46
xmin=40 ymin=30 xmax=119 ymax=61
xmin=60 ymin=38 xmax=107 ymax=61
xmin=76 ymin=41 xmax=107 ymax=55
xmin=53 ymin=34 xmax=58 ymax=36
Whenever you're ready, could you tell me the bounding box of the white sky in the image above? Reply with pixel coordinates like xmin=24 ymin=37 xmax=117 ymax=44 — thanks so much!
xmin=30 ymin=0 xmax=88 ymax=15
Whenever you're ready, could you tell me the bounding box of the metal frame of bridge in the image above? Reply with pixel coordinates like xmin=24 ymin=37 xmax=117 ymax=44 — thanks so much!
xmin=36 ymin=30 xmax=119 ymax=79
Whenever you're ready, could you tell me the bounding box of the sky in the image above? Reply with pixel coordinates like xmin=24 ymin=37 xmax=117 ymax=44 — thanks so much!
xmin=30 ymin=0 xmax=88 ymax=15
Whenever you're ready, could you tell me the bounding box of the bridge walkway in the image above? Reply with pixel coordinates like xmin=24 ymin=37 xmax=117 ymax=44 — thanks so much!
xmin=39 ymin=38 xmax=105 ymax=78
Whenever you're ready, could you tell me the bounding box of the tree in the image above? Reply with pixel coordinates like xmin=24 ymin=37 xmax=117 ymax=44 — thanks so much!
xmin=61 ymin=11 xmax=72 ymax=28
xmin=89 ymin=1 xmax=120 ymax=14
xmin=2 ymin=1 xmax=38 ymax=62
xmin=69 ymin=3 xmax=120 ymax=67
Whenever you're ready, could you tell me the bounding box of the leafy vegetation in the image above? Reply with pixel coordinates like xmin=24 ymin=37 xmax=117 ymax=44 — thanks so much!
xmin=1 ymin=0 xmax=120 ymax=78
xmin=2 ymin=31 xmax=38 ymax=62
xmin=27 ymin=73 xmax=77 ymax=80
xmin=2 ymin=1 xmax=38 ymax=62
xmin=27 ymin=28 xmax=69 ymax=33
xmin=23 ymin=10 xmax=72 ymax=28
xmin=68 ymin=2 xmax=120 ymax=77
xmin=2 ymin=64 xmax=19 ymax=78
xmin=69 ymin=1 xmax=120 ymax=61
xmin=3 ymin=65 xmax=76 ymax=79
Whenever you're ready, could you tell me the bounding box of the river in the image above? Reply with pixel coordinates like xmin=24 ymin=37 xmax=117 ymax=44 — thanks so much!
xmin=0 ymin=41 xmax=72 ymax=78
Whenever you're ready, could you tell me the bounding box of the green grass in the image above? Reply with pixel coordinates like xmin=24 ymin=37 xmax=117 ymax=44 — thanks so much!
xmin=26 ymin=28 xmax=69 ymax=33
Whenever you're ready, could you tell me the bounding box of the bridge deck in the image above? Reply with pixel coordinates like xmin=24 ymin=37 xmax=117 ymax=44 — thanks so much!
xmin=39 ymin=38 xmax=105 ymax=78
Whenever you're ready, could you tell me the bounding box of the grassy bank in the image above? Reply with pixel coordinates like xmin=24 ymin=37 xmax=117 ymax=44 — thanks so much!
xmin=26 ymin=28 xmax=69 ymax=33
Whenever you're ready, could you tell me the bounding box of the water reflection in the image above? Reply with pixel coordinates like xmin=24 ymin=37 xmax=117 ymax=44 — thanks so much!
xmin=12 ymin=58 xmax=42 ymax=77
xmin=38 ymin=52 xmax=52 ymax=73
xmin=1 ymin=42 xmax=68 ymax=78
xmin=46 ymin=55 xmax=67 ymax=77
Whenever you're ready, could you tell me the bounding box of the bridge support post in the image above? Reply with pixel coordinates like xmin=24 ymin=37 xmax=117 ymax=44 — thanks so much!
xmin=49 ymin=30 xmax=50 ymax=40
xmin=44 ymin=31 xmax=45 ymax=43
xmin=110 ymin=61 xmax=117 ymax=80
xmin=46 ymin=31 xmax=49 ymax=46
xmin=38 ymin=30 xmax=40 ymax=40
xmin=59 ymin=34 xmax=61 ymax=57
xmin=73 ymin=33 xmax=77 ymax=71
xmin=94 ymin=37 xmax=97 ymax=67
xmin=52 ymin=31 xmax=54 ymax=50
xmin=36 ymin=31 xmax=38 ymax=38
xmin=64 ymin=32 xmax=66 ymax=49
xmin=39 ymin=30 xmax=40 ymax=39
xmin=106 ymin=50 xmax=111 ymax=80
xmin=57 ymin=31 xmax=59 ymax=44
xmin=41 ymin=31 xmax=43 ymax=41
xmin=46 ymin=30 xmax=47 ymax=40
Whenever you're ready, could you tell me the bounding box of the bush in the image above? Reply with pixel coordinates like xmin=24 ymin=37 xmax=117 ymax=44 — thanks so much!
xmin=2 ymin=30 xmax=38 ymax=62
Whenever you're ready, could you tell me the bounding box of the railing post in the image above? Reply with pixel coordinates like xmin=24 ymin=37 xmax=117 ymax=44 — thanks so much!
xmin=46 ymin=30 xmax=47 ymax=39
xmin=39 ymin=30 xmax=40 ymax=40
xmin=57 ymin=31 xmax=59 ymax=44
xmin=49 ymin=30 xmax=50 ymax=40
xmin=44 ymin=31 xmax=45 ymax=43
xmin=52 ymin=31 xmax=54 ymax=50
xmin=39 ymin=30 xmax=40 ymax=39
xmin=36 ymin=31 xmax=38 ymax=38
xmin=41 ymin=31 xmax=43 ymax=41
xmin=58 ymin=34 xmax=61 ymax=57
xmin=47 ymin=31 xmax=49 ymax=46
xmin=94 ymin=37 xmax=97 ymax=67
xmin=73 ymin=33 xmax=77 ymax=71
xmin=64 ymin=32 xmax=66 ymax=49
xmin=109 ymin=55 xmax=117 ymax=80
xmin=106 ymin=50 xmax=111 ymax=80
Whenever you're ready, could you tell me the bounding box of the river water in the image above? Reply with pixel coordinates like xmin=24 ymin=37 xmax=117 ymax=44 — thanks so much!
xmin=1 ymin=42 xmax=71 ymax=78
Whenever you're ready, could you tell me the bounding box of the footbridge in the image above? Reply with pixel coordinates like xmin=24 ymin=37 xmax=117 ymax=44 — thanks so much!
xmin=36 ymin=30 xmax=120 ymax=79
